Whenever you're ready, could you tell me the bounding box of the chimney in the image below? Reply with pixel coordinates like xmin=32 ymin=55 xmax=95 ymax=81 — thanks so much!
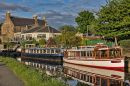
xmin=43 ymin=16 xmax=47 ymax=27
xmin=6 ymin=11 xmax=11 ymax=20
xmin=33 ymin=15 xmax=38 ymax=26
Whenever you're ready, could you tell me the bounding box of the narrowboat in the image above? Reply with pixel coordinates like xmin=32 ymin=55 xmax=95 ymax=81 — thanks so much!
xmin=20 ymin=47 xmax=64 ymax=65
xmin=64 ymin=43 xmax=124 ymax=72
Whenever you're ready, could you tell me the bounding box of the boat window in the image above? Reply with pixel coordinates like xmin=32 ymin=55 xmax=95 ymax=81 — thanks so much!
xmin=51 ymin=49 xmax=54 ymax=54
xmin=86 ymin=51 xmax=89 ymax=57
xmin=68 ymin=52 xmax=71 ymax=57
xmin=86 ymin=75 xmax=89 ymax=82
xmin=34 ymin=49 xmax=36 ymax=53
xmin=109 ymin=50 xmax=115 ymax=58
xmin=95 ymin=77 xmax=101 ymax=85
xmin=43 ymin=49 xmax=46 ymax=53
xmin=110 ymin=79 xmax=122 ymax=86
xmin=81 ymin=51 xmax=86 ymax=57
xmin=40 ymin=50 xmax=42 ymax=53
xmin=47 ymin=49 xmax=50 ymax=54
xmin=109 ymin=49 xmax=121 ymax=58
xmin=90 ymin=51 xmax=92 ymax=57
xmin=90 ymin=76 xmax=92 ymax=83
xmin=56 ymin=49 xmax=60 ymax=53
xmin=101 ymin=78 xmax=107 ymax=86
xmin=37 ymin=50 xmax=39 ymax=53
xmin=100 ymin=50 xmax=107 ymax=58
xmin=30 ymin=50 xmax=33 ymax=53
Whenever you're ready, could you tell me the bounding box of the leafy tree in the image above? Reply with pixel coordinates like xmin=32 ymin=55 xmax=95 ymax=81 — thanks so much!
xmin=38 ymin=38 xmax=46 ymax=47
xmin=53 ymin=35 xmax=62 ymax=46
xmin=69 ymin=36 xmax=82 ymax=47
xmin=97 ymin=0 xmax=130 ymax=40
xmin=75 ymin=10 xmax=95 ymax=34
xmin=21 ymin=38 xmax=38 ymax=48
xmin=54 ymin=25 xmax=82 ymax=48
xmin=59 ymin=25 xmax=77 ymax=33
xmin=32 ymin=38 xmax=38 ymax=44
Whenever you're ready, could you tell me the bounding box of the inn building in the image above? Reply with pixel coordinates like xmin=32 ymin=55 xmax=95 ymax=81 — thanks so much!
xmin=1 ymin=12 xmax=60 ymax=46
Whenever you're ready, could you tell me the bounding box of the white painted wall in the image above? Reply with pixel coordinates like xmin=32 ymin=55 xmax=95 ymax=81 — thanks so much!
xmin=14 ymin=32 xmax=61 ymax=40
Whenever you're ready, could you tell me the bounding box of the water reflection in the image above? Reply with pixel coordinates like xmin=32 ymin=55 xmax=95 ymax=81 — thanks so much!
xmin=21 ymin=59 xmax=130 ymax=86
xmin=63 ymin=62 xmax=124 ymax=86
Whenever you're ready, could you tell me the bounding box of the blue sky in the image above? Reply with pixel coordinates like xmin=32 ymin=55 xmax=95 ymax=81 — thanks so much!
xmin=0 ymin=0 xmax=107 ymax=28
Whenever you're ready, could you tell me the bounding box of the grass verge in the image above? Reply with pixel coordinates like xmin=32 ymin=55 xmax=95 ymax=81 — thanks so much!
xmin=0 ymin=57 xmax=66 ymax=86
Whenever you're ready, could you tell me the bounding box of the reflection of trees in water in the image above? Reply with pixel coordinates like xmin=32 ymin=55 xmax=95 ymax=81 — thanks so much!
xmin=76 ymin=82 xmax=89 ymax=86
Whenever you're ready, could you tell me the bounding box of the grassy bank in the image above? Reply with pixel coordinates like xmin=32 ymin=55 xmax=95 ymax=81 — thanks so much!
xmin=0 ymin=57 xmax=66 ymax=86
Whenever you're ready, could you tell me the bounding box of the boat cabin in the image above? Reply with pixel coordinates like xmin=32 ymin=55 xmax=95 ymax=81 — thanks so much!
xmin=64 ymin=44 xmax=123 ymax=59
xmin=24 ymin=48 xmax=63 ymax=54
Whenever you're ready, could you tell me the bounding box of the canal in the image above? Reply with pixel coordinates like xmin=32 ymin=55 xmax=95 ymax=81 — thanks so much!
xmin=20 ymin=59 xmax=128 ymax=86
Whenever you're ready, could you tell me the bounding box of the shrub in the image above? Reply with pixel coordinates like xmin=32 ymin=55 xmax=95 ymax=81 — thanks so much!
xmin=119 ymin=39 xmax=130 ymax=48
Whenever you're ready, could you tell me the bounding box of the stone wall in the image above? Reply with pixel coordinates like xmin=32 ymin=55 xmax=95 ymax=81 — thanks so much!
xmin=1 ymin=12 xmax=14 ymax=42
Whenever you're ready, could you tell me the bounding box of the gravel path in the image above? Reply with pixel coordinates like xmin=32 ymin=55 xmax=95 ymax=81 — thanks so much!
xmin=0 ymin=62 xmax=24 ymax=86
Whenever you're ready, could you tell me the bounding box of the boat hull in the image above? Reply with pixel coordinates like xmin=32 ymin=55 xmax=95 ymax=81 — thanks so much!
xmin=21 ymin=53 xmax=63 ymax=65
xmin=63 ymin=58 xmax=124 ymax=72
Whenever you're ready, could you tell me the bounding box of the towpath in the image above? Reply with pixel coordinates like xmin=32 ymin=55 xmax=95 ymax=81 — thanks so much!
xmin=0 ymin=62 xmax=24 ymax=86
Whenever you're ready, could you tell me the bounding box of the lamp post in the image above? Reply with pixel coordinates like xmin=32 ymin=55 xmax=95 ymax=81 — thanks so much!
xmin=87 ymin=25 xmax=89 ymax=36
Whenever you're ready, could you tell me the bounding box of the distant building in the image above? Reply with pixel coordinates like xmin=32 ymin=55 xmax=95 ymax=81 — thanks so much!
xmin=20 ymin=25 xmax=60 ymax=41
xmin=76 ymin=32 xmax=101 ymax=40
xmin=1 ymin=11 xmax=60 ymax=44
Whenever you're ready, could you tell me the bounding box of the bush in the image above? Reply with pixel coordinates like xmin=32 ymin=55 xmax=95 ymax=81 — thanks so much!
xmin=0 ymin=57 xmax=66 ymax=86
xmin=119 ymin=39 xmax=130 ymax=48
xmin=82 ymin=39 xmax=113 ymax=46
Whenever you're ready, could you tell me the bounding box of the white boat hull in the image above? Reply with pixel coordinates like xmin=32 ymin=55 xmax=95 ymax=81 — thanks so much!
xmin=64 ymin=58 xmax=124 ymax=72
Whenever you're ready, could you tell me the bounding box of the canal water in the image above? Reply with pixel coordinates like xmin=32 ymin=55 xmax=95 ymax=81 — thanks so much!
xmin=22 ymin=60 xmax=128 ymax=86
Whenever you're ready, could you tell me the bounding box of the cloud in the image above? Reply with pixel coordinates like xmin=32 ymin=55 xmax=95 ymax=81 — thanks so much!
xmin=37 ymin=1 xmax=64 ymax=7
xmin=0 ymin=0 xmax=107 ymax=27
xmin=36 ymin=10 xmax=76 ymax=28
xmin=0 ymin=2 xmax=32 ymax=12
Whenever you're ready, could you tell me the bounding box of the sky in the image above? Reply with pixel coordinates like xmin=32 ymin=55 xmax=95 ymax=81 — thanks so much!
xmin=0 ymin=0 xmax=107 ymax=28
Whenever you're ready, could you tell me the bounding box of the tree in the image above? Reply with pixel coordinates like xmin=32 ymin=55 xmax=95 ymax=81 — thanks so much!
xmin=96 ymin=0 xmax=130 ymax=40
xmin=75 ymin=10 xmax=95 ymax=34
xmin=59 ymin=25 xmax=76 ymax=33
xmin=54 ymin=25 xmax=82 ymax=48
xmin=38 ymin=38 xmax=46 ymax=47
xmin=69 ymin=36 xmax=82 ymax=47
xmin=20 ymin=38 xmax=39 ymax=48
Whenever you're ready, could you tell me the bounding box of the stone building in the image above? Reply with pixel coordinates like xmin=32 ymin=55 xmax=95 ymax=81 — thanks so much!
xmin=1 ymin=11 xmax=46 ymax=43
xmin=1 ymin=12 xmax=60 ymax=45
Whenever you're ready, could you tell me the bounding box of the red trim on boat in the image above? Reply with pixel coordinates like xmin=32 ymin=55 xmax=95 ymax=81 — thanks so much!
xmin=66 ymin=58 xmax=123 ymax=61
xmin=64 ymin=61 xmax=124 ymax=72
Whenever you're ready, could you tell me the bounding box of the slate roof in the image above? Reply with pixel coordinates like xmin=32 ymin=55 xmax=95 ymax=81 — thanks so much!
xmin=22 ymin=26 xmax=60 ymax=33
xmin=10 ymin=16 xmax=45 ymax=26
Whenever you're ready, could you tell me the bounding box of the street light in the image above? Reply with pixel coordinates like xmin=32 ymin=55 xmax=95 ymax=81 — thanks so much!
xmin=87 ymin=25 xmax=89 ymax=36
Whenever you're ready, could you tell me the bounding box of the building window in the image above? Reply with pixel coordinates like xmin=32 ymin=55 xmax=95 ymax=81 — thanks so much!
xmin=26 ymin=34 xmax=32 ymax=40
xmin=22 ymin=35 xmax=24 ymax=39
xmin=37 ymin=34 xmax=46 ymax=39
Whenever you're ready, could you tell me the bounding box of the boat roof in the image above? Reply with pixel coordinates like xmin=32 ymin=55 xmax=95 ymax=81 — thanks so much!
xmin=26 ymin=47 xmax=63 ymax=50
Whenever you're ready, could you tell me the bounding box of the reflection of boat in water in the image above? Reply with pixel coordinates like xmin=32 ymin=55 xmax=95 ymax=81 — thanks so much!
xmin=64 ymin=62 xmax=124 ymax=86
xmin=64 ymin=44 xmax=124 ymax=72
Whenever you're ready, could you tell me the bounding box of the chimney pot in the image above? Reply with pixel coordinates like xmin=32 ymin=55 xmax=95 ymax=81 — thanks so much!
xmin=43 ymin=16 xmax=47 ymax=27
xmin=6 ymin=11 xmax=11 ymax=18
xmin=33 ymin=15 xmax=38 ymax=26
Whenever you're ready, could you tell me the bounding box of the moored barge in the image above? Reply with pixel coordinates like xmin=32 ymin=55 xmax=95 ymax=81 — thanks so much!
xmin=20 ymin=47 xmax=64 ymax=65
xmin=64 ymin=43 xmax=124 ymax=72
